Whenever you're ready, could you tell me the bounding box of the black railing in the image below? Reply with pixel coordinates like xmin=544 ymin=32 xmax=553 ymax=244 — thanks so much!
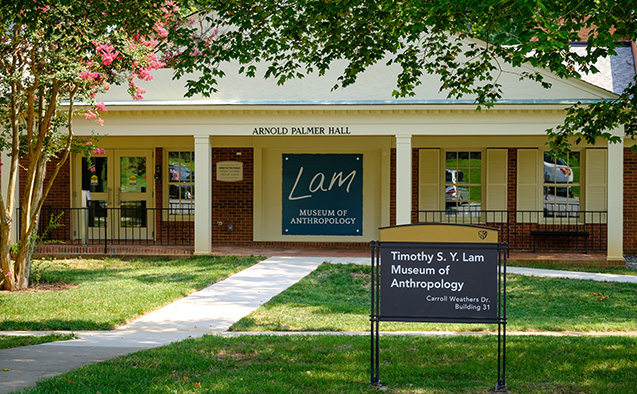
xmin=413 ymin=209 xmax=608 ymax=252
xmin=21 ymin=206 xmax=195 ymax=250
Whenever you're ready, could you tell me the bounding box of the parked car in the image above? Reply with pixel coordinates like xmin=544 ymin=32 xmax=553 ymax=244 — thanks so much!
xmin=169 ymin=164 xmax=193 ymax=211
xmin=544 ymin=153 xmax=573 ymax=183
xmin=445 ymin=169 xmax=469 ymax=201
xmin=169 ymin=163 xmax=192 ymax=182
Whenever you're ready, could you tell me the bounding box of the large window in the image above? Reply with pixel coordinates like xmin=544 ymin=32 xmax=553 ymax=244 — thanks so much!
xmin=167 ymin=151 xmax=195 ymax=215
xmin=543 ymin=151 xmax=580 ymax=217
xmin=444 ymin=151 xmax=482 ymax=216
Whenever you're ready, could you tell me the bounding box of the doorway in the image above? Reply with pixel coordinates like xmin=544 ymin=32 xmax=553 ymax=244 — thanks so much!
xmin=78 ymin=150 xmax=154 ymax=240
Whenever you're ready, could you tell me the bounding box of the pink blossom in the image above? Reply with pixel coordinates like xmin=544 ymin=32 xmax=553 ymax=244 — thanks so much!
xmin=149 ymin=60 xmax=166 ymax=70
xmin=95 ymin=102 xmax=107 ymax=112
xmin=86 ymin=141 xmax=93 ymax=146
xmin=137 ymin=68 xmax=154 ymax=81
xmin=84 ymin=111 xmax=97 ymax=120
xmin=93 ymin=42 xmax=120 ymax=66
xmin=95 ymin=118 xmax=104 ymax=126
xmin=129 ymin=81 xmax=146 ymax=100
xmin=79 ymin=71 xmax=100 ymax=81
xmin=154 ymin=22 xmax=168 ymax=38
xmin=100 ymin=53 xmax=119 ymax=66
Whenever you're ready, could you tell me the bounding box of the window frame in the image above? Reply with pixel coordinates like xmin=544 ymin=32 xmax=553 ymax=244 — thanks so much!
xmin=442 ymin=150 xmax=485 ymax=218
xmin=542 ymin=150 xmax=582 ymax=219
xmin=163 ymin=150 xmax=195 ymax=220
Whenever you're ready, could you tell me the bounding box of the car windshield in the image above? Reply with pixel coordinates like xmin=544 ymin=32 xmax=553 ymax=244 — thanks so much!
xmin=543 ymin=153 xmax=568 ymax=166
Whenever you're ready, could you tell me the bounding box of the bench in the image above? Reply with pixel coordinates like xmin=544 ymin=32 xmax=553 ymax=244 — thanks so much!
xmin=530 ymin=230 xmax=589 ymax=253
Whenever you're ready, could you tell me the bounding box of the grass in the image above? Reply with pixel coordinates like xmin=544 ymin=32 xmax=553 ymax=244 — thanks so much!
xmin=0 ymin=334 xmax=75 ymax=350
xmin=5 ymin=259 xmax=636 ymax=392
xmin=230 ymin=263 xmax=637 ymax=332
xmin=0 ymin=255 xmax=261 ymax=331
xmin=20 ymin=334 xmax=637 ymax=393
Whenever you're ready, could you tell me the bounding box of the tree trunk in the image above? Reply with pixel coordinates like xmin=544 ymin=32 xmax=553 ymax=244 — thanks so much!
xmin=0 ymin=223 xmax=15 ymax=290
xmin=13 ymin=252 xmax=30 ymax=290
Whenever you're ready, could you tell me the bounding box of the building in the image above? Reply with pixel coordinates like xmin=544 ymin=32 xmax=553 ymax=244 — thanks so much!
xmin=3 ymin=39 xmax=636 ymax=262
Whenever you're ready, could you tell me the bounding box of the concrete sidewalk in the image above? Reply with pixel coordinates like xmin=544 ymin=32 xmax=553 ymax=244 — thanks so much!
xmin=1 ymin=256 xmax=635 ymax=393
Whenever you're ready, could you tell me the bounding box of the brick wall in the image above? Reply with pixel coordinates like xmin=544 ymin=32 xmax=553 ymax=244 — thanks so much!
xmin=507 ymin=149 xmax=517 ymax=212
xmin=624 ymin=147 xmax=637 ymax=253
xmin=212 ymin=148 xmax=254 ymax=244
xmin=19 ymin=155 xmax=72 ymax=241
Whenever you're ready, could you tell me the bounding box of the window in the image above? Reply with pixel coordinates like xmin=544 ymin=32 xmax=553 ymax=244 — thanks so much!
xmin=543 ymin=151 xmax=580 ymax=217
xmin=167 ymin=151 xmax=194 ymax=215
xmin=444 ymin=151 xmax=482 ymax=216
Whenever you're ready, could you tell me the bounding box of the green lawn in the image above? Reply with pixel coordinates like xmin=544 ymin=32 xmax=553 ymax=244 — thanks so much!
xmin=20 ymin=334 xmax=637 ymax=393
xmin=0 ymin=255 xmax=261 ymax=331
xmin=0 ymin=333 xmax=75 ymax=350
xmin=230 ymin=263 xmax=637 ymax=332
xmin=4 ymin=259 xmax=636 ymax=393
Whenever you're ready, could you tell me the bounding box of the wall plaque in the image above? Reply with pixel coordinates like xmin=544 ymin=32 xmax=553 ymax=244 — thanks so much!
xmin=216 ymin=161 xmax=243 ymax=182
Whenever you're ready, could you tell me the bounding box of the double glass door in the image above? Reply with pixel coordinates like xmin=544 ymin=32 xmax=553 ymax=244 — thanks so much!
xmin=80 ymin=150 xmax=154 ymax=240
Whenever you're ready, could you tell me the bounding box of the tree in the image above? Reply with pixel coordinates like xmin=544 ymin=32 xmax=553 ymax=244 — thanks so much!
xmin=0 ymin=1 xmax=177 ymax=290
xmin=174 ymin=0 xmax=636 ymax=155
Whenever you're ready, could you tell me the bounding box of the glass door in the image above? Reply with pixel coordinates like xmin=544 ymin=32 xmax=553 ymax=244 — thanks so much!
xmin=81 ymin=156 xmax=109 ymax=240
xmin=115 ymin=151 xmax=153 ymax=240
xmin=78 ymin=150 xmax=154 ymax=241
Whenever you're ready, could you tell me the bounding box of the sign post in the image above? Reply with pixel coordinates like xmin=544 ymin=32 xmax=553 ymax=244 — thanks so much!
xmin=370 ymin=223 xmax=507 ymax=392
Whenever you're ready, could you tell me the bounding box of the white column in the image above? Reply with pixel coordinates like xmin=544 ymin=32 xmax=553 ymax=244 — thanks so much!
xmin=395 ymin=135 xmax=413 ymax=225
xmin=193 ymin=136 xmax=212 ymax=255
xmin=606 ymin=132 xmax=624 ymax=262
xmin=1 ymin=150 xmax=17 ymax=244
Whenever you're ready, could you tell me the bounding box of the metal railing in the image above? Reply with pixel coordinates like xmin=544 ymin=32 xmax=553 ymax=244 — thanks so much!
xmin=21 ymin=206 xmax=195 ymax=252
xmin=413 ymin=209 xmax=608 ymax=252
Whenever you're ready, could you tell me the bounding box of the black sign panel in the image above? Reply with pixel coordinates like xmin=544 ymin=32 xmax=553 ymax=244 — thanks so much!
xmin=380 ymin=242 xmax=498 ymax=322
xmin=282 ymin=154 xmax=363 ymax=236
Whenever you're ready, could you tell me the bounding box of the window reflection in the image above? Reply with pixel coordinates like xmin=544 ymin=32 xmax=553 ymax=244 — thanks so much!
xmin=543 ymin=152 xmax=580 ymax=217
xmin=167 ymin=151 xmax=195 ymax=215
xmin=445 ymin=151 xmax=482 ymax=217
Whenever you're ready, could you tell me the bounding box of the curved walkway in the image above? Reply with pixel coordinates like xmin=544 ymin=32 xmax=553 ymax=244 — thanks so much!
xmin=1 ymin=256 xmax=635 ymax=393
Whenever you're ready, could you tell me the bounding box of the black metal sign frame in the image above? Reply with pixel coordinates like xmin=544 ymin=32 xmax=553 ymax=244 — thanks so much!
xmin=370 ymin=239 xmax=508 ymax=392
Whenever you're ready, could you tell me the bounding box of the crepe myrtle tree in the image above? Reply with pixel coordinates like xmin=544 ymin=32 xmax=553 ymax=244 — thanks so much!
xmin=0 ymin=1 xmax=178 ymax=290
xmin=174 ymin=0 xmax=636 ymax=155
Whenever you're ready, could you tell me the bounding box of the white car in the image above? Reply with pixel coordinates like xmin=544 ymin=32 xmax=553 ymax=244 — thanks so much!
xmin=445 ymin=169 xmax=469 ymax=201
xmin=544 ymin=153 xmax=573 ymax=184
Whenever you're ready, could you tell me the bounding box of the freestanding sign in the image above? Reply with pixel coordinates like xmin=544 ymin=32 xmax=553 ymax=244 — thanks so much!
xmin=380 ymin=242 xmax=498 ymax=322
xmin=370 ymin=224 xmax=507 ymax=392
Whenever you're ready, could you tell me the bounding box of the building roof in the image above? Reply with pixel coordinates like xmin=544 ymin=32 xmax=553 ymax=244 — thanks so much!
xmin=570 ymin=42 xmax=636 ymax=95
xmin=95 ymin=41 xmax=622 ymax=108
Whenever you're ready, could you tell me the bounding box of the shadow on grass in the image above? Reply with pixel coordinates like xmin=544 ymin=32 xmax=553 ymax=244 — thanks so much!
xmin=0 ymin=255 xmax=263 ymax=331
xmin=0 ymin=319 xmax=112 ymax=331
